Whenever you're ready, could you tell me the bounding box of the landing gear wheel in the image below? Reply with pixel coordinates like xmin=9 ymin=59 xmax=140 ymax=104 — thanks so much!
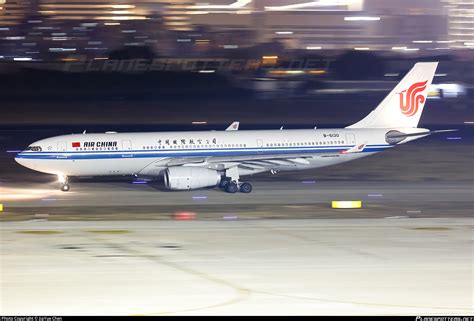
xmin=225 ymin=182 xmax=238 ymax=193
xmin=219 ymin=177 xmax=231 ymax=189
xmin=239 ymin=182 xmax=252 ymax=193
xmin=60 ymin=184 xmax=70 ymax=192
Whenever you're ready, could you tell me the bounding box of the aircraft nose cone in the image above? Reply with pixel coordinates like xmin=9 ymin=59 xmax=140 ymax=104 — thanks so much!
xmin=15 ymin=154 xmax=33 ymax=169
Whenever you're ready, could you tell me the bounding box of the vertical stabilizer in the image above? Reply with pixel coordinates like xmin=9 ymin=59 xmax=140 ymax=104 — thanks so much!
xmin=347 ymin=62 xmax=438 ymax=128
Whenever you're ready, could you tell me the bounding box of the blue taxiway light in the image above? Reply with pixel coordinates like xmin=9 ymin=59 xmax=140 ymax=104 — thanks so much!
xmin=132 ymin=180 xmax=148 ymax=184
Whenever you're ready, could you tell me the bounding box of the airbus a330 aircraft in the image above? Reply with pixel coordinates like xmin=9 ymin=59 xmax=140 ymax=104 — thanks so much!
xmin=15 ymin=62 xmax=451 ymax=193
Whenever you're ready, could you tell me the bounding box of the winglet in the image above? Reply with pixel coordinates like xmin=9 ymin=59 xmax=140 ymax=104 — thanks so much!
xmin=225 ymin=121 xmax=239 ymax=131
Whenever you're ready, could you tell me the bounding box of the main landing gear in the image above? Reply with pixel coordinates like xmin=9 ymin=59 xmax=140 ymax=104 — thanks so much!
xmin=219 ymin=177 xmax=253 ymax=194
xmin=58 ymin=175 xmax=70 ymax=192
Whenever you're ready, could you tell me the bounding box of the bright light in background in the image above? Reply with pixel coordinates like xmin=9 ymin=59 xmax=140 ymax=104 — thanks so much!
xmin=96 ymin=16 xmax=147 ymax=20
xmin=430 ymin=83 xmax=466 ymax=98
xmin=354 ymin=47 xmax=370 ymax=50
xmin=109 ymin=10 xmax=133 ymax=15
xmin=111 ymin=5 xmax=135 ymax=9
xmin=190 ymin=0 xmax=252 ymax=9
xmin=391 ymin=47 xmax=419 ymax=52
xmin=266 ymin=0 xmax=363 ymax=11
xmin=344 ymin=16 xmax=380 ymax=21
xmin=275 ymin=31 xmax=293 ymax=35
xmin=306 ymin=46 xmax=322 ymax=50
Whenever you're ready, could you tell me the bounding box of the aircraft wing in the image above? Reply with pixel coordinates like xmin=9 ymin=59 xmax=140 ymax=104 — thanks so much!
xmin=137 ymin=149 xmax=344 ymax=176
xmin=147 ymin=152 xmax=332 ymax=175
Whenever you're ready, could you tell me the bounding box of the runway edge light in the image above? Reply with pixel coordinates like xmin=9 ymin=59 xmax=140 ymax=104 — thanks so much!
xmin=332 ymin=200 xmax=362 ymax=209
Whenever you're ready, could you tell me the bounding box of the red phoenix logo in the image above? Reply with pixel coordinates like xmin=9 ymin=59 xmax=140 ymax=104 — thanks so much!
xmin=398 ymin=80 xmax=428 ymax=117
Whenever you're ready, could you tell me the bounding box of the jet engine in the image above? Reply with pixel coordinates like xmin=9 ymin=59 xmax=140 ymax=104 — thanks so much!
xmin=164 ymin=167 xmax=221 ymax=190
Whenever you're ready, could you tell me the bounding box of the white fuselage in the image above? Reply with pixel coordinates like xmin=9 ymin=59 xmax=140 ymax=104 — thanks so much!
xmin=14 ymin=127 xmax=424 ymax=178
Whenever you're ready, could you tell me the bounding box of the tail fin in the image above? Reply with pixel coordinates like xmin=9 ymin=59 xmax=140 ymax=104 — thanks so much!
xmin=347 ymin=62 xmax=438 ymax=129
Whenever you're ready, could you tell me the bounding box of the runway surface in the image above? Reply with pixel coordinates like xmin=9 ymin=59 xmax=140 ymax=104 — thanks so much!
xmin=1 ymin=218 xmax=472 ymax=315
xmin=1 ymin=180 xmax=473 ymax=220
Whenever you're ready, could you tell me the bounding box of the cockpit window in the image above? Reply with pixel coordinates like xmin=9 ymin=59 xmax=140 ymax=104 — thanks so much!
xmin=25 ymin=146 xmax=42 ymax=152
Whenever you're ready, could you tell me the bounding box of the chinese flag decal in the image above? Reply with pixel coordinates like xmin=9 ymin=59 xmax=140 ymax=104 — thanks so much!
xmin=72 ymin=142 xmax=80 ymax=148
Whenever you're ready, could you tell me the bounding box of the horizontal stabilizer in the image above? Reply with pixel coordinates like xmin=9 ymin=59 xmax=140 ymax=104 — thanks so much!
xmin=387 ymin=129 xmax=458 ymax=139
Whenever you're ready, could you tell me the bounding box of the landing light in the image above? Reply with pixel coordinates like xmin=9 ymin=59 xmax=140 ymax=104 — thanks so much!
xmin=57 ymin=174 xmax=67 ymax=184
xmin=344 ymin=16 xmax=380 ymax=21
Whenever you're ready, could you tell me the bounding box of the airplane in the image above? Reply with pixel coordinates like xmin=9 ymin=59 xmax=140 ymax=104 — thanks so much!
xmin=15 ymin=62 xmax=452 ymax=193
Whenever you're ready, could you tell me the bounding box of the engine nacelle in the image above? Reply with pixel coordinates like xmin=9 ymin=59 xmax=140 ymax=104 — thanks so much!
xmin=164 ymin=167 xmax=221 ymax=190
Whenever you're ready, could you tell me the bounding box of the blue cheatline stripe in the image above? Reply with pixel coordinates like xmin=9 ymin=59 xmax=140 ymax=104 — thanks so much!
xmin=15 ymin=144 xmax=391 ymax=156
xmin=15 ymin=145 xmax=392 ymax=160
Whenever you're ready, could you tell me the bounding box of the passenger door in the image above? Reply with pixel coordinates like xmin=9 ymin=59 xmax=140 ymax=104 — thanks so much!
xmin=257 ymin=139 xmax=264 ymax=154
xmin=121 ymin=140 xmax=133 ymax=158
xmin=122 ymin=140 xmax=132 ymax=151
xmin=57 ymin=141 xmax=67 ymax=159
xmin=58 ymin=141 xmax=67 ymax=152
xmin=345 ymin=134 xmax=356 ymax=146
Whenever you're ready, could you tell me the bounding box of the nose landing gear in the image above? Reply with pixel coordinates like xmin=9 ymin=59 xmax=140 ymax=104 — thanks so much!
xmin=58 ymin=175 xmax=70 ymax=192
